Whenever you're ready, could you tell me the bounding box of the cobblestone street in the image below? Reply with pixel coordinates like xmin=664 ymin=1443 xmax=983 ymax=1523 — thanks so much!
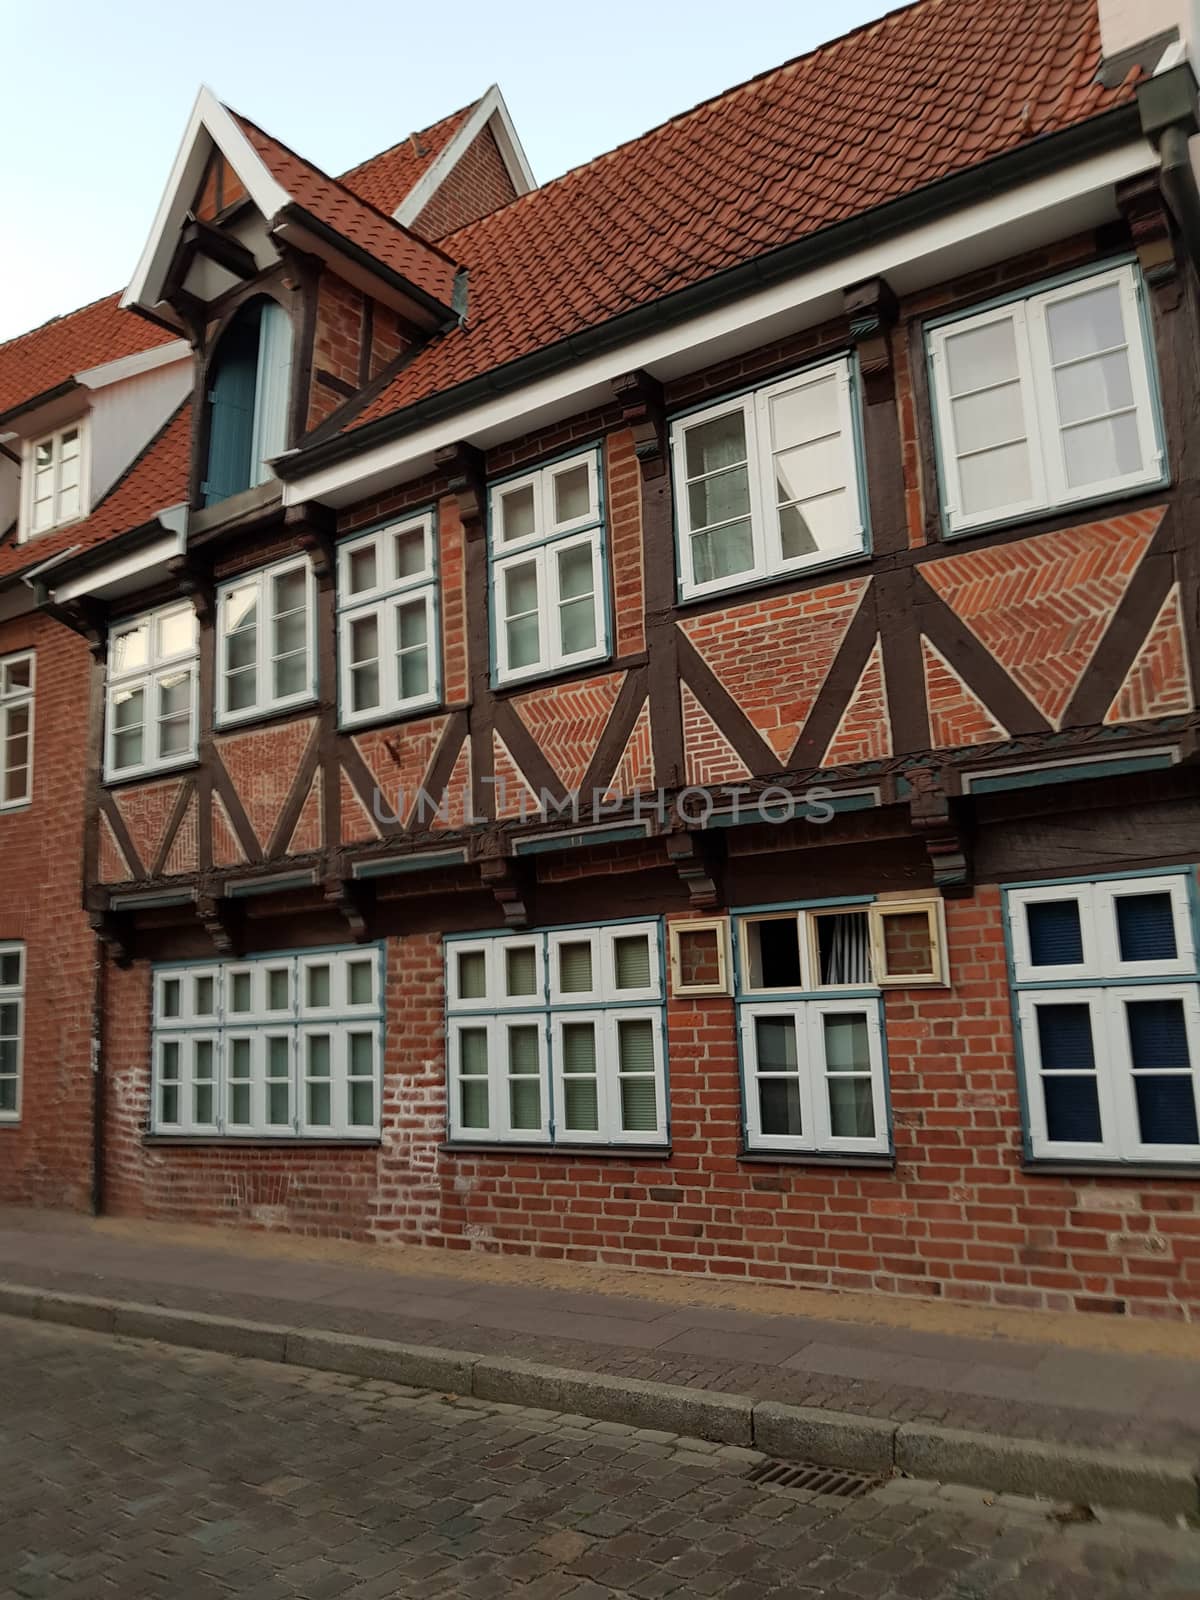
xmin=1 ymin=1318 xmax=1198 ymax=1600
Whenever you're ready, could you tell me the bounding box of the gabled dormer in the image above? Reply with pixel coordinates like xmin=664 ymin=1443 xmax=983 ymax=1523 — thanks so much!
xmin=120 ymin=89 xmax=467 ymax=518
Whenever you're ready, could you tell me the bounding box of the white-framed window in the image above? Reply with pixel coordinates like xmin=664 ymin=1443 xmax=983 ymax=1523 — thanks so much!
xmin=445 ymin=920 xmax=667 ymax=1146
xmin=105 ymin=604 xmax=199 ymax=781
xmin=151 ymin=946 xmax=384 ymax=1138
xmin=740 ymin=1000 xmax=887 ymax=1155
xmin=1007 ymin=873 xmax=1200 ymax=1163
xmin=21 ymin=422 xmax=87 ymax=538
xmin=337 ymin=513 xmax=439 ymax=725
xmin=671 ymin=357 xmax=866 ymax=600
xmin=489 ymin=449 xmax=609 ymax=684
xmin=0 ymin=943 xmax=23 ymax=1121
xmin=928 ymin=262 xmax=1165 ymax=533
xmin=738 ymin=901 xmax=948 ymax=996
xmin=734 ymin=902 xmax=891 ymax=1155
xmin=216 ymin=556 xmax=316 ymax=726
xmin=0 ymin=653 xmax=34 ymax=810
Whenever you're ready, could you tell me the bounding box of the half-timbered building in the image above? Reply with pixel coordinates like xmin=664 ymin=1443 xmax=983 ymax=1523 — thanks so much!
xmin=4 ymin=0 xmax=1200 ymax=1319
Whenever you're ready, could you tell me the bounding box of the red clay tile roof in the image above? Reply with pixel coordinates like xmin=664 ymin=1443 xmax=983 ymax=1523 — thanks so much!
xmin=349 ymin=0 xmax=1138 ymax=431
xmin=339 ymin=99 xmax=479 ymax=215
xmin=0 ymin=292 xmax=175 ymax=422
xmin=230 ymin=112 xmax=462 ymax=309
xmin=0 ymin=401 xmax=191 ymax=582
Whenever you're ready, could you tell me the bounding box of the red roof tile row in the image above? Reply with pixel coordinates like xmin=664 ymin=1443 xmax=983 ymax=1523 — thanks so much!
xmin=339 ymin=99 xmax=479 ymax=215
xmin=230 ymin=112 xmax=461 ymax=309
xmin=350 ymin=0 xmax=1138 ymax=428
xmin=0 ymin=292 xmax=175 ymax=422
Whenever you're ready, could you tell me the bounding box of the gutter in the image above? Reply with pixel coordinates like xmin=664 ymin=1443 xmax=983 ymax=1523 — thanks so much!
xmin=276 ymin=101 xmax=1145 ymax=481
xmin=1137 ymin=62 xmax=1200 ymax=270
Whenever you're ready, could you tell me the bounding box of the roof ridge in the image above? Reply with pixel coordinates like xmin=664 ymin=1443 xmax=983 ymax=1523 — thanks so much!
xmin=338 ymin=94 xmax=483 ymax=185
xmin=434 ymin=0 xmax=934 ymax=245
xmin=225 ymin=103 xmax=463 ymax=270
xmin=0 ymin=288 xmax=124 ymax=357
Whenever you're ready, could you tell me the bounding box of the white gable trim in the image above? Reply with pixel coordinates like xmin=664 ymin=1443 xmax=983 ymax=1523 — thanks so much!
xmin=393 ymin=85 xmax=536 ymax=229
xmin=75 ymin=341 xmax=191 ymax=392
xmin=122 ymin=87 xmax=292 ymax=319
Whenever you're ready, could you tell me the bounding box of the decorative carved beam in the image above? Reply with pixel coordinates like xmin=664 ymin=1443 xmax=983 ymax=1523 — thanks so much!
xmin=611 ymin=370 xmax=666 ymax=479
xmin=906 ymin=765 xmax=971 ymax=894
xmin=664 ymin=828 xmax=721 ymax=909
xmin=36 ymin=594 xmax=107 ymax=658
xmin=434 ymin=442 xmax=486 ymax=539
xmin=287 ymin=503 xmax=337 ymax=582
xmin=324 ymin=858 xmax=372 ymax=942
xmin=196 ymin=890 xmax=241 ymax=957
xmin=1116 ymin=172 xmax=1179 ymax=285
xmin=167 ymin=554 xmax=215 ymax=627
xmin=87 ymin=909 xmax=132 ymax=969
xmin=844 ymin=277 xmax=899 ymax=404
xmin=471 ymin=835 xmax=531 ymax=927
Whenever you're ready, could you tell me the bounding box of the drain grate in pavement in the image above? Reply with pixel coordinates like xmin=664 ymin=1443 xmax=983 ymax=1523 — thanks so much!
xmin=748 ymin=1458 xmax=879 ymax=1499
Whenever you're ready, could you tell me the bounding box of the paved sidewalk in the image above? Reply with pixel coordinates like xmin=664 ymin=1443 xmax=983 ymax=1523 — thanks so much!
xmin=1 ymin=1209 xmax=1198 ymax=1464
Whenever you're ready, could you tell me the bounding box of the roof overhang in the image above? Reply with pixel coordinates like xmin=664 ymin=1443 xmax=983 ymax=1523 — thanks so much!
xmin=281 ymin=107 xmax=1155 ymax=509
xmin=32 ymin=504 xmax=188 ymax=605
xmin=270 ymin=206 xmax=460 ymax=329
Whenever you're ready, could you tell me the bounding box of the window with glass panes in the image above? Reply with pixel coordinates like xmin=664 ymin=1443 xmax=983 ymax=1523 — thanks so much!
xmin=337 ymin=513 xmax=439 ymax=725
xmin=0 ymin=943 xmax=23 ymax=1120
xmin=152 ymin=947 xmax=383 ymax=1137
xmin=670 ymin=358 xmax=866 ymax=600
xmin=927 ymin=262 xmax=1165 ymax=533
xmin=489 ymin=449 xmax=608 ymax=684
xmin=736 ymin=905 xmax=889 ymax=1155
xmin=105 ymin=605 xmax=198 ymax=780
xmin=24 ymin=424 xmax=84 ymax=536
xmin=445 ymin=921 xmax=666 ymax=1145
xmin=217 ymin=557 xmax=315 ymax=725
xmin=0 ymin=653 xmax=34 ymax=810
xmin=1006 ymin=873 xmax=1200 ymax=1164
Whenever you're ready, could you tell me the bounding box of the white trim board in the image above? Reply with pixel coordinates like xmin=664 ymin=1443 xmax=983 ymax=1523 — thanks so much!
xmin=285 ymin=138 xmax=1158 ymax=511
xmin=393 ymin=85 xmax=536 ymax=228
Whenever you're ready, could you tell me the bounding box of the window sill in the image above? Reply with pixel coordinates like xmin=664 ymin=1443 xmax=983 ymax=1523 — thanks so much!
xmin=338 ymin=699 xmax=443 ymax=736
xmin=0 ymin=1119 xmax=22 ymax=1129
xmin=674 ymin=546 xmax=871 ymax=613
xmin=1021 ymin=1158 xmax=1200 ymax=1180
xmin=142 ymin=1135 xmax=381 ymax=1149
xmin=738 ymin=1149 xmax=895 ymax=1170
xmin=938 ymin=475 xmax=1171 ymax=545
xmin=105 ymin=758 xmax=200 ymax=791
xmin=214 ymin=697 xmax=319 ymax=735
xmin=491 ymin=652 xmax=615 ymax=697
xmin=441 ymin=1141 xmax=671 ymax=1160
xmin=0 ymin=802 xmax=31 ymax=816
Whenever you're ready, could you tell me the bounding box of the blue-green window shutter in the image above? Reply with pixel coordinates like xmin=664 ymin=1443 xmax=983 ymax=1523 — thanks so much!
xmin=202 ymin=310 xmax=259 ymax=506
xmin=250 ymin=300 xmax=294 ymax=487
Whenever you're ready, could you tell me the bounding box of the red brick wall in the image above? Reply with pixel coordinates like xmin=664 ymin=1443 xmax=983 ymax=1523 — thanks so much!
xmin=416 ymin=126 xmax=518 ymax=242
xmin=0 ymin=613 xmax=96 ymax=1210
xmin=99 ymin=895 xmax=1200 ymax=1320
xmin=307 ymin=274 xmax=367 ymax=431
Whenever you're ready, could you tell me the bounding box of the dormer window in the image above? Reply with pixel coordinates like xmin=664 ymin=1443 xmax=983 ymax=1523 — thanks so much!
xmin=22 ymin=423 xmax=87 ymax=538
xmin=202 ymin=297 xmax=293 ymax=507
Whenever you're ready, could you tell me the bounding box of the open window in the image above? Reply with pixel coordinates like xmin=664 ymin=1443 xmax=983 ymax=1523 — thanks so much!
xmin=202 ymin=297 xmax=294 ymax=506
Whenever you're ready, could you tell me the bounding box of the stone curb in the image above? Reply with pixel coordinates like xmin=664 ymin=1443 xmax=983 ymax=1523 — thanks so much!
xmin=1 ymin=1282 xmax=1196 ymax=1521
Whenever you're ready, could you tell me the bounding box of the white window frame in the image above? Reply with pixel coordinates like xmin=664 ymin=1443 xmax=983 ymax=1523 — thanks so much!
xmin=669 ymin=917 xmax=732 ymax=998
xmin=444 ymin=921 xmax=666 ymax=1147
xmin=104 ymin=604 xmax=199 ymax=781
xmin=151 ymin=949 xmax=383 ymax=1139
xmin=740 ymin=998 xmax=888 ymax=1155
xmin=20 ymin=421 xmax=89 ymax=540
xmin=337 ymin=513 xmax=440 ymax=727
xmin=216 ymin=556 xmax=316 ymax=728
xmin=672 ymin=357 xmax=866 ymax=601
xmin=0 ymin=652 xmax=34 ymax=811
xmin=1009 ymin=873 xmax=1200 ymax=1164
xmin=489 ymin=449 xmax=609 ymax=685
xmin=0 ymin=942 xmax=24 ymax=1122
xmin=928 ymin=263 xmax=1165 ymax=534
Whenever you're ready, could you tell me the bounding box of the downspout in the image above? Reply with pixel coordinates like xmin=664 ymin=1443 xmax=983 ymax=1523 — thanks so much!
xmin=1138 ymin=61 xmax=1200 ymax=271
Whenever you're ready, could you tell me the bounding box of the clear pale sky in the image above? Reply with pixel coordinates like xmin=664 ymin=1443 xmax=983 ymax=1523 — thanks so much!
xmin=0 ymin=0 xmax=900 ymax=344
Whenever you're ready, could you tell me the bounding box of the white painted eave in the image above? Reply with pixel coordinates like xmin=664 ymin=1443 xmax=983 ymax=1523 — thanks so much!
xmin=47 ymin=518 xmax=187 ymax=604
xmin=287 ymin=137 xmax=1158 ymax=511
xmin=75 ymin=340 xmax=191 ymax=391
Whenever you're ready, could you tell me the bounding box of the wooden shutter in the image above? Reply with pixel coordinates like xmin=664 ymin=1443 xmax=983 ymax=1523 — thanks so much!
xmin=202 ymin=308 xmax=259 ymax=506
xmin=250 ymin=300 xmax=294 ymax=487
